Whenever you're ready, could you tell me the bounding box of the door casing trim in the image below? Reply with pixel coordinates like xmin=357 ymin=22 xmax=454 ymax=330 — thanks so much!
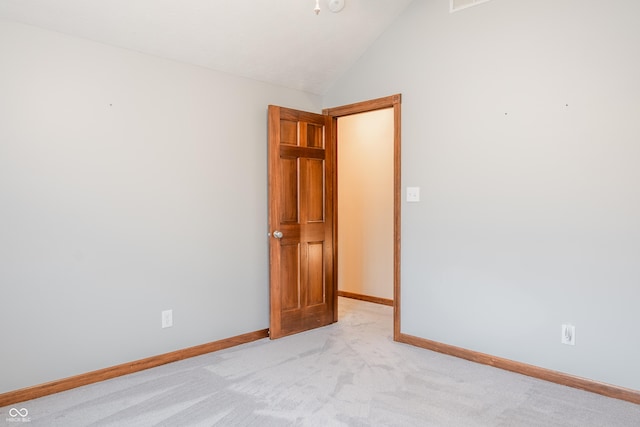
xmin=323 ymin=94 xmax=402 ymax=339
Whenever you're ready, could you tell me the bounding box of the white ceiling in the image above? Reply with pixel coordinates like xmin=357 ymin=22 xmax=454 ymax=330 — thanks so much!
xmin=0 ymin=0 xmax=414 ymax=94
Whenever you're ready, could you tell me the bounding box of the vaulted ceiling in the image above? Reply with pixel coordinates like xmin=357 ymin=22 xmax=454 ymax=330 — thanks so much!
xmin=0 ymin=0 xmax=415 ymax=94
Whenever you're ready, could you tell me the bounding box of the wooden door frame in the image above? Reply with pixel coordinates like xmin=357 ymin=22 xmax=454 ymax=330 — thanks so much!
xmin=323 ymin=94 xmax=402 ymax=340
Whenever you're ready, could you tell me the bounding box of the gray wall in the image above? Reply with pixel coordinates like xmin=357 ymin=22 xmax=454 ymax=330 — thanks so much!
xmin=324 ymin=0 xmax=640 ymax=390
xmin=0 ymin=20 xmax=321 ymax=394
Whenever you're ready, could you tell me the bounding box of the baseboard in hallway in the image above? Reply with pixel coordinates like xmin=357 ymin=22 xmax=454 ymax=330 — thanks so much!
xmin=338 ymin=290 xmax=393 ymax=306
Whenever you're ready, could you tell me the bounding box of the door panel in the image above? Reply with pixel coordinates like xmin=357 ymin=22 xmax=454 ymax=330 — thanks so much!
xmin=307 ymin=123 xmax=324 ymax=148
xmin=280 ymin=158 xmax=299 ymax=223
xmin=280 ymin=242 xmax=301 ymax=311
xmin=268 ymin=105 xmax=335 ymax=339
xmin=307 ymin=159 xmax=325 ymax=222
xmin=307 ymin=242 xmax=325 ymax=305
xmin=281 ymin=120 xmax=298 ymax=145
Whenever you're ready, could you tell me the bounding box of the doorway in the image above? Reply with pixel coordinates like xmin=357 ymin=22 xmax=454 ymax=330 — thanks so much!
xmin=336 ymin=109 xmax=394 ymax=306
xmin=324 ymin=94 xmax=401 ymax=340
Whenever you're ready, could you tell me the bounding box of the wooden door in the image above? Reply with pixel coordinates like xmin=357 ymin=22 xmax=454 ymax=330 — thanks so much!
xmin=268 ymin=105 xmax=336 ymax=339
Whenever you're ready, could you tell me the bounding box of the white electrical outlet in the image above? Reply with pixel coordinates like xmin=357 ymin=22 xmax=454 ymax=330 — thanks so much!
xmin=162 ymin=309 xmax=173 ymax=328
xmin=561 ymin=324 xmax=575 ymax=345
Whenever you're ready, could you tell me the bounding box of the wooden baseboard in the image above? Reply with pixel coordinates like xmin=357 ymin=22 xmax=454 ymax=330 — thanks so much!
xmin=338 ymin=290 xmax=393 ymax=306
xmin=396 ymin=332 xmax=640 ymax=405
xmin=0 ymin=329 xmax=269 ymax=407
xmin=5 ymin=327 xmax=637 ymax=408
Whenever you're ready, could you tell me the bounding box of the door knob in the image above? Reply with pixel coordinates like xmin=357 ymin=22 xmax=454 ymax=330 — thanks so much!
xmin=273 ymin=230 xmax=283 ymax=239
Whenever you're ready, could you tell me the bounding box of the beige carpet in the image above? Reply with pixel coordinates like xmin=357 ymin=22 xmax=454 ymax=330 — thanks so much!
xmin=2 ymin=297 xmax=639 ymax=426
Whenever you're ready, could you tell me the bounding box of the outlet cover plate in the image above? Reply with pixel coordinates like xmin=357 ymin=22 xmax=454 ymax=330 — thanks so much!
xmin=162 ymin=309 xmax=173 ymax=328
xmin=561 ymin=324 xmax=575 ymax=345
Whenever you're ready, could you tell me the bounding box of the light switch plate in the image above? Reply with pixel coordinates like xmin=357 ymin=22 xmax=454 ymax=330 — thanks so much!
xmin=406 ymin=187 xmax=420 ymax=202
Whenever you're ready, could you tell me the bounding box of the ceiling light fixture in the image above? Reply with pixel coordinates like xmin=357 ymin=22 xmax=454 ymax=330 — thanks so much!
xmin=314 ymin=0 xmax=345 ymax=15
xmin=328 ymin=0 xmax=346 ymax=13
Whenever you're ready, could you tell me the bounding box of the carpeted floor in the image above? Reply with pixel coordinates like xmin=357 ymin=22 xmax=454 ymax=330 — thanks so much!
xmin=2 ymin=297 xmax=639 ymax=426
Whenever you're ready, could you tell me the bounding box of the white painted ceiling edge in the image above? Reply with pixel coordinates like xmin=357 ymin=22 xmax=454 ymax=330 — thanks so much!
xmin=0 ymin=0 xmax=415 ymax=95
